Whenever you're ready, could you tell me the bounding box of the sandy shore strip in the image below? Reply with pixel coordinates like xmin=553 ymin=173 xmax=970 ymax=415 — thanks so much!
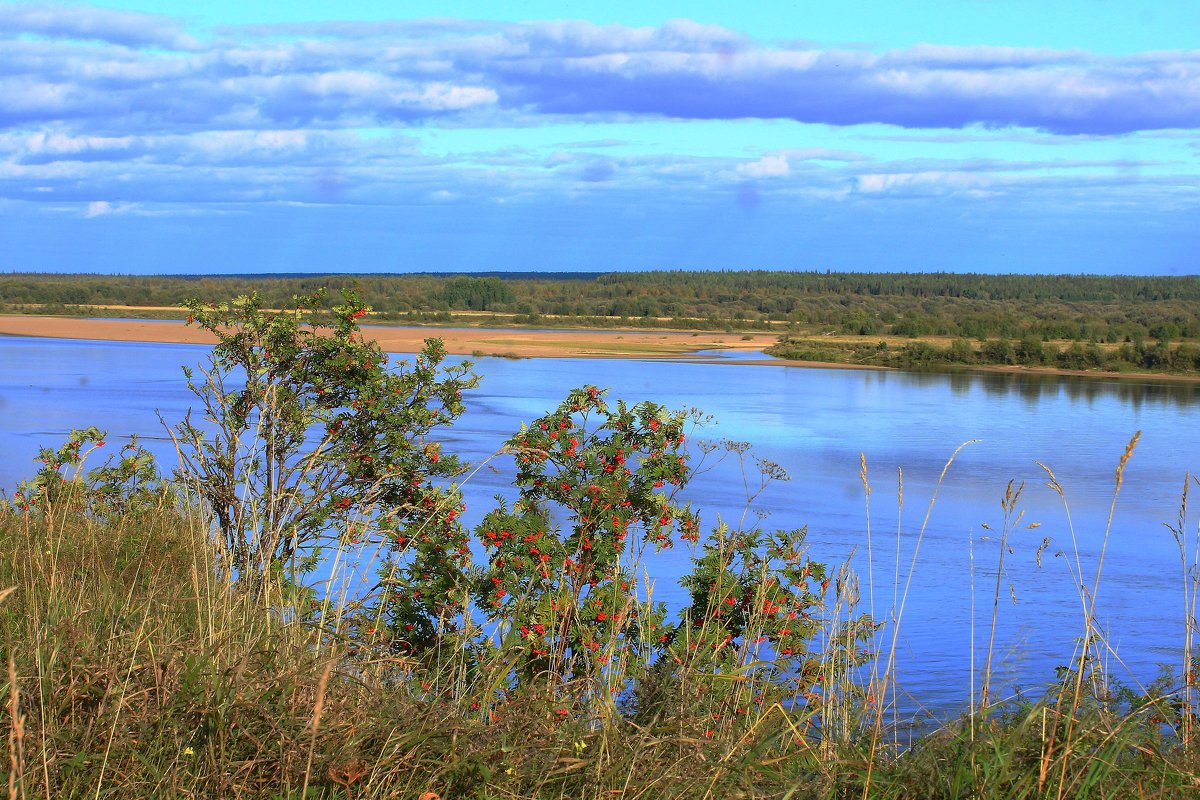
xmin=0 ymin=314 xmax=781 ymax=360
xmin=4 ymin=314 xmax=1199 ymax=383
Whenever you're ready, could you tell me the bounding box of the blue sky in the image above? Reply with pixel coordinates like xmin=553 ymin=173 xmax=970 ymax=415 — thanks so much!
xmin=1 ymin=1 xmax=1197 ymax=275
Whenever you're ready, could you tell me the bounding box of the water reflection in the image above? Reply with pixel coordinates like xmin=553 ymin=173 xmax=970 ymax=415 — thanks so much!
xmin=947 ymin=370 xmax=973 ymax=395
xmin=968 ymin=370 xmax=1200 ymax=408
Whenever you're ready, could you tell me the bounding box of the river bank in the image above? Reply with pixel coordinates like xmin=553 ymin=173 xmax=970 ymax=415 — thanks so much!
xmin=0 ymin=313 xmax=782 ymax=360
xmin=3 ymin=313 xmax=1199 ymax=383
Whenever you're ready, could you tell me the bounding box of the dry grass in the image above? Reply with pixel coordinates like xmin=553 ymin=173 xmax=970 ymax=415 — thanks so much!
xmin=2 ymin=449 xmax=1199 ymax=799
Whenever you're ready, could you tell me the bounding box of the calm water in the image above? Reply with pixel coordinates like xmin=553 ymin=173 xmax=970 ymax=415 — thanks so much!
xmin=3 ymin=334 xmax=1200 ymax=720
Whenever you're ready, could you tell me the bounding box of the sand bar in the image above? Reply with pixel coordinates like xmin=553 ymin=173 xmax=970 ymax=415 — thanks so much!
xmin=4 ymin=314 xmax=1199 ymax=383
xmin=0 ymin=314 xmax=780 ymax=360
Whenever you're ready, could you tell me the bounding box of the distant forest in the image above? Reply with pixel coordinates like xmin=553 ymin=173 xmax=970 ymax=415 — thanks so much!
xmin=4 ymin=270 xmax=1200 ymax=373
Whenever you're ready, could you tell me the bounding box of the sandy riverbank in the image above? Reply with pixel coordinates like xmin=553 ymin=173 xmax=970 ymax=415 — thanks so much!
xmin=4 ymin=314 xmax=1199 ymax=383
xmin=0 ymin=314 xmax=780 ymax=360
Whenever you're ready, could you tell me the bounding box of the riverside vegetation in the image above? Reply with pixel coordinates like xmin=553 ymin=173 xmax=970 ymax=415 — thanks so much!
xmin=5 ymin=270 xmax=1200 ymax=377
xmin=2 ymin=292 xmax=1199 ymax=798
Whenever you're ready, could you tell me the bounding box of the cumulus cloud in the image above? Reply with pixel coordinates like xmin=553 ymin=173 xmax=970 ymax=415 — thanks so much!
xmin=0 ymin=8 xmax=1196 ymax=219
xmin=856 ymin=171 xmax=992 ymax=196
xmin=82 ymin=199 xmax=110 ymax=217
xmin=0 ymin=4 xmax=197 ymax=49
xmin=496 ymin=45 xmax=1200 ymax=134
xmin=0 ymin=11 xmax=1195 ymax=135
xmin=82 ymin=199 xmax=143 ymax=217
xmin=737 ymin=154 xmax=790 ymax=179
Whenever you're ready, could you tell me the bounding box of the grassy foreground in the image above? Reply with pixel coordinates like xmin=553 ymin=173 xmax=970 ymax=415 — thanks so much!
xmin=2 ymin=490 xmax=1199 ymax=798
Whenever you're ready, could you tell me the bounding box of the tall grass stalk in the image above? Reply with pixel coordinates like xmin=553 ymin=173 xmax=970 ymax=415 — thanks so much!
xmin=861 ymin=441 xmax=976 ymax=798
xmin=1165 ymin=473 xmax=1200 ymax=750
xmin=969 ymin=527 xmax=976 ymax=742
xmin=6 ymin=653 xmax=22 ymax=800
xmin=981 ymin=479 xmax=1026 ymax=712
xmin=1050 ymin=431 xmax=1140 ymax=800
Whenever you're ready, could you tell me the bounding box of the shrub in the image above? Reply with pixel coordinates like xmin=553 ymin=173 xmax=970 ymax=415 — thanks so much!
xmin=171 ymin=290 xmax=477 ymax=585
xmin=6 ymin=427 xmax=168 ymax=523
xmin=463 ymin=387 xmax=698 ymax=708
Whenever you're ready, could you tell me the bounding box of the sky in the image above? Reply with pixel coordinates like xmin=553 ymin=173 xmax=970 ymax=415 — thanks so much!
xmin=0 ymin=1 xmax=1198 ymax=275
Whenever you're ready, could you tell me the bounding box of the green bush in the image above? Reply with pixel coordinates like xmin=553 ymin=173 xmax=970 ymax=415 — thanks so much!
xmin=173 ymin=291 xmax=477 ymax=584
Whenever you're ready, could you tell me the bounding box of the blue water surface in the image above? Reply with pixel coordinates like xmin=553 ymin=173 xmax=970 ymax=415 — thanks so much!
xmin=3 ymin=333 xmax=1199 ymax=720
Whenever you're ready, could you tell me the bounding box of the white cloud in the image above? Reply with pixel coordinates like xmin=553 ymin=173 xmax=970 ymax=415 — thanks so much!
xmin=855 ymin=171 xmax=994 ymax=195
xmin=0 ymin=11 xmax=1192 ymax=224
xmin=83 ymin=200 xmax=113 ymax=217
xmin=0 ymin=15 xmax=1197 ymax=135
xmin=0 ymin=4 xmax=197 ymax=50
xmin=737 ymin=154 xmax=790 ymax=178
xmin=23 ymin=132 xmax=135 ymax=156
xmin=82 ymin=200 xmax=164 ymax=218
xmin=417 ymin=83 xmax=498 ymax=110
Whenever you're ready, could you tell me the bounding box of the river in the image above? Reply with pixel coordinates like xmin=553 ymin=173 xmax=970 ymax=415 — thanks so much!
xmin=3 ymin=332 xmax=1199 ymax=723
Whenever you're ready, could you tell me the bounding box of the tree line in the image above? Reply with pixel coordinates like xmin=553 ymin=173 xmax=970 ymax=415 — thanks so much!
xmin=3 ymin=269 xmax=1199 ymax=346
xmin=767 ymin=334 xmax=1200 ymax=375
